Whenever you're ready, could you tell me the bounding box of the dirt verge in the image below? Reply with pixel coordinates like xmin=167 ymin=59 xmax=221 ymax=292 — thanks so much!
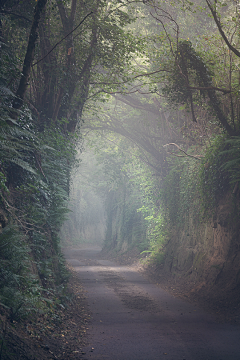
xmin=0 ymin=266 xmax=90 ymax=360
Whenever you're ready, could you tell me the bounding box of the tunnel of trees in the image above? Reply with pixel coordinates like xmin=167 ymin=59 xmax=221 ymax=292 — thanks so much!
xmin=1 ymin=0 xmax=240 ymax=351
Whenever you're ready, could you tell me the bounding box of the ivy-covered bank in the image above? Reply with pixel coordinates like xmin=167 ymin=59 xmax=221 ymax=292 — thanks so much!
xmin=92 ymin=131 xmax=240 ymax=307
xmin=152 ymin=136 xmax=240 ymax=303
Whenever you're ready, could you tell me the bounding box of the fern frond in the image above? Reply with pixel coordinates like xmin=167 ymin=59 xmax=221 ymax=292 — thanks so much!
xmin=10 ymin=158 xmax=37 ymax=175
xmin=0 ymin=85 xmax=14 ymax=96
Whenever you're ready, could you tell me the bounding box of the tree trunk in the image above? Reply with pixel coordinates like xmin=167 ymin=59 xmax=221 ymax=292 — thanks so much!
xmin=12 ymin=0 xmax=48 ymax=114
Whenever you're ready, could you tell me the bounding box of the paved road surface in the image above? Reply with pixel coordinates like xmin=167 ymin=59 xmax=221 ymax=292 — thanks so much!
xmin=64 ymin=246 xmax=240 ymax=360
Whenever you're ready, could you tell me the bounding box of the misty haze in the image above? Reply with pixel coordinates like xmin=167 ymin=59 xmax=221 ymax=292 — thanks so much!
xmin=0 ymin=0 xmax=240 ymax=359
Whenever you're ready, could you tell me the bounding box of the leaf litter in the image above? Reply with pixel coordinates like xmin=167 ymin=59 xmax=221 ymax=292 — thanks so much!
xmin=0 ymin=265 xmax=91 ymax=359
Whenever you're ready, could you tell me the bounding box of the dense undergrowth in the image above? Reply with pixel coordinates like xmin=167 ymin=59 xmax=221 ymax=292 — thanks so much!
xmin=99 ymin=150 xmax=149 ymax=253
xmin=148 ymin=134 xmax=240 ymax=267
xmin=0 ymin=77 xmax=76 ymax=324
xmin=0 ymin=132 xmax=75 ymax=321
xmin=100 ymin=134 xmax=240 ymax=266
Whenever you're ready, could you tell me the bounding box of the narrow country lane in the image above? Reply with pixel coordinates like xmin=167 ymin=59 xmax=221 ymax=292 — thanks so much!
xmin=64 ymin=247 xmax=240 ymax=360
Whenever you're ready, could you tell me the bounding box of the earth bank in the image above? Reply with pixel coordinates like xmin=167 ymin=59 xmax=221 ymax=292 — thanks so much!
xmin=102 ymin=187 xmax=240 ymax=324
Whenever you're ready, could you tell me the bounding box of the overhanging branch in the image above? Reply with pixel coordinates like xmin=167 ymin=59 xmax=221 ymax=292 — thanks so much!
xmin=32 ymin=12 xmax=93 ymax=67
xmin=206 ymin=0 xmax=240 ymax=58
xmin=163 ymin=143 xmax=203 ymax=160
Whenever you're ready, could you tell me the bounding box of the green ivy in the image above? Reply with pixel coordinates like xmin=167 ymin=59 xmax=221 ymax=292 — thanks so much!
xmin=161 ymin=155 xmax=201 ymax=227
xmin=198 ymin=135 xmax=230 ymax=215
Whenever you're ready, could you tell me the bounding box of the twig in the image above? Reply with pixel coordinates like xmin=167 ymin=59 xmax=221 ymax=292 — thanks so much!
xmin=187 ymin=85 xmax=231 ymax=94
xmin=32 ymin=12 xmax=93 ymax=67
xmin=0 ymin=10 xmax=31 ymax=22
xmin=163 ymin=143 xmax=203 ymax=160
xmin=1 ymin=195 xmax=35 ymax=232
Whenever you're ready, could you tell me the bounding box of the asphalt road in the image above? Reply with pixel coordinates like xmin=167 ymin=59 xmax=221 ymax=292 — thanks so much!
xmin=64 ymin=246 xmax=240 ymax=360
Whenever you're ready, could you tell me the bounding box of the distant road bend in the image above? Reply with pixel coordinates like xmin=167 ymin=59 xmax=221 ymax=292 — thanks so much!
xmin=64 ymin=246 xmax=240 ymax=360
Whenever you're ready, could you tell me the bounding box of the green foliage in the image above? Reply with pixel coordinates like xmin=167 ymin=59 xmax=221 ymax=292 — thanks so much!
xmin=0 ymin=80 xmax=74 ymax=320
xmin=198 ymin=135 xmax=230 ymax=214
xmin=0 ymin=172 xmax=8 ymax=193
xmin=220 ymin=137 xmax=240 ymax=184
xmin=82 ymin=133 xmax=150 ymax=251
xmin=0 ymin=0 xmax=149 ymax=327
xmin=0 ymin=226 xmax=44 ymax=321
xmin=162 ymin=155 xmax=201 ymax=226
xmin=161 ymin=135 xmax=238 ymax=227
xmin=161 ymin=39 xmax=234 ymax=133
xmin=2 ymin=0 xmax=240 ymax=327
xmin=0 ymin=130 xmax=72 ymax=318
xmin=101 ymin=152 xmax=148 ymax=251
xmin=83 ymin=131 xmax=169 ymax=257
xmin=139 ymin=206 xmax=167 ymax=261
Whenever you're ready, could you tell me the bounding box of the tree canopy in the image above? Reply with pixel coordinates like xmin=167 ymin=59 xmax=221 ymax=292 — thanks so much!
xmin=1 ymin=0 xmax=240 ymax=328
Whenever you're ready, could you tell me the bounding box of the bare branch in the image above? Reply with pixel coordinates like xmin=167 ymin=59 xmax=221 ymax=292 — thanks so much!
xmin=163 ymin=143 xmax=203 ymax=160
xmin=113 ymin=94 xmax=160 ymax=116
xmin=90 ymin=68 xmax=171 ymax=86
xmin=0 ymin=10 xmax=31 ymax=22
xmin=188 ymin=85 xmax=231 ymax=94
xmin=206 ymin=0 xmax=240 ymax=58
xmin=32 ymin=12 xmax=93 ymax=67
